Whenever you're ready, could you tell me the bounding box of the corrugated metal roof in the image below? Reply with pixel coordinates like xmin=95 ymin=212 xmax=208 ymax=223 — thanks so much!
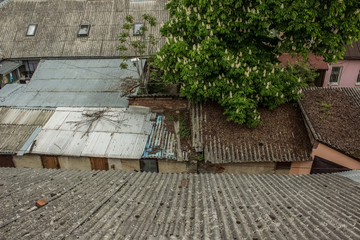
xmin=142 ymin=115 xmax=178 ymax=160
xmin=0 ymin=60 xmax=22 ymax=75
xmin=0 ymin=107 xmax=54 ymax=154
xmin=31 ymin=106 xmax=156 ymax=159
xmin=0 ymin=59 xmax=145 ymax=108
xmin=0 ymin=168 xmax=359 ymax=239
xmin=192 ymin=102 xmax=312 ymax=163
xmin=0 ymin=0 xmax=169 ymax=58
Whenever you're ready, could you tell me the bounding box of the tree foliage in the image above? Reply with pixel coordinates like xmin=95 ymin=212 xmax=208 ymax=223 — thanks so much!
xmin=155 ymin=0 xmax=360 ymax=127
xmin=117 ymin=14 xmax=157 ymax=94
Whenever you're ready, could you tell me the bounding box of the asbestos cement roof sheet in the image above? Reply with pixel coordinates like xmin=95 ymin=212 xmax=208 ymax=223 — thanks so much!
xmin=0 ymin=0 xmax=169 ymax=58
xmin=0 ymin=59 xmax=144 ymax=108
xmin=0 ymin=107 xmax=54 ymax=154
xmin=0 ymin=168 xmax=359 ymax=239
xmin=31 ymin=106 xmax=155 ymax=159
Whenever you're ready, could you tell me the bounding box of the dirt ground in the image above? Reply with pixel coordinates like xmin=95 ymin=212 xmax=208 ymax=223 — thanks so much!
xmin=300 ymin=89 xmax=360 ymax=158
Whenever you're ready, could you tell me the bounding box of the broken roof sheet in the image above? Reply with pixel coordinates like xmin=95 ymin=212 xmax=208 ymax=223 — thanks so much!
xmin=0 ymin=107 xmax=54 ymax=154
xmin=299 ymin=87 xmax=360 ymax=160
xmin=192 ymin=102 xmax=312 ymax=164
xmin=0 ymin=0 xmax=168 ymax=58
xmin=0 ymin=59 xmax=143 ymax=108
xmin=31 ymin=106 xmax=155 ymax=159
xmin=0 ymin=167 xmax=359 ymax=239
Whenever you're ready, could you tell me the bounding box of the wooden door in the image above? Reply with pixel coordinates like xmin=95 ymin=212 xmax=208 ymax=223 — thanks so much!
xmin=0 ymin=155 xmax=15 ymax=167
xmin=90 ymin=157 xmax=109 ymax=171
xmin=41 ymin=156 xmax=59 ymax=169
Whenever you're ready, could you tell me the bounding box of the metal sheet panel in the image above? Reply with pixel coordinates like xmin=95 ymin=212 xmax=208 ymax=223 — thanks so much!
xmin=82 ymin=132 xmax=112 ymax=157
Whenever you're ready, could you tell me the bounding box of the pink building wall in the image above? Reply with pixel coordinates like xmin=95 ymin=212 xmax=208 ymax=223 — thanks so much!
xmin=323 ymin=60 xmax=360 ymax=87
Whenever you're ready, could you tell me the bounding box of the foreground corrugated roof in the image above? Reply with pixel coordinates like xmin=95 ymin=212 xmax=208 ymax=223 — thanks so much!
xmin=192 ymin=102 xmax=312 ymax=163
xmin=299 ymin=87 xmax=360 ymax=159
xmin=0 ymin=59 xmax=141 ymax=108
xmin=0 ymin=167 xmax=359 ymax=239
xmin=31 ymin=106 xmax=155 ymax=159
xmin=0 ymin=0 xmax=168 ymax=59
xmin=0 ymin=107 xmax=54 ymax=154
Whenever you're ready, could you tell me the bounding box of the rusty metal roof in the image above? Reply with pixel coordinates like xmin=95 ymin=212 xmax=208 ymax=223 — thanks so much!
xmin=0 ymin=167 xmax=359 ymax=239
xmin=0 ymin=0 xmax=168 ymax=59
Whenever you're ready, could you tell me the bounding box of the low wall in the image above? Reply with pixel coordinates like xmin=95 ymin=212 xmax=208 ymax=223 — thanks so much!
xmin=58 ymin=156 xmax=92 ymax=170
xmin=158 ymin=160 xmax=189 ymax=173
xmin=108 ymin=158 xmax=140 ymax=171
xmin=13 ymin=155 xmax=42 ymax=168
xmin=289 ymin=161 xmax=313 ymax=174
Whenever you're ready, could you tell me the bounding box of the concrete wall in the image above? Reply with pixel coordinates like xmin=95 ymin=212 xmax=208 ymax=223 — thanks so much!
xmin=311 ymin=141 xmax=360 ymax=169
xmin=289 ymin=161 xmax=313 ymax=174
xmin=13 ymin=155 xmax=43 ymax=168
xmin=108 ymin=158 xmax=140 ymax=171
xmin=323 ymin=60 xmax=360 ymax=87
xmin=158 ymin=160 xmax=189 ymax=173
xmin=58 ymin=156 xmax=91 ymax=170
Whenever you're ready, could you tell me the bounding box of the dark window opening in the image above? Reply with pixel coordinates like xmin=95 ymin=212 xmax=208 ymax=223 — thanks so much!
xmin=329 ymin=66 xmax=342 ymax=84
xmin=275 ymin=162 xmax=292 ymax=170
xmin=310 ymin=156 xmax=350 ymax=174
xmin=26 ymin=24 xmax=37 ymax=36
xmin=140 ymin=159 xmax=158 ymax=172
xmin=356 ymin=70 xmax=360 ymax=84
xmin=78 ymin=24 xmax=91 ymax=37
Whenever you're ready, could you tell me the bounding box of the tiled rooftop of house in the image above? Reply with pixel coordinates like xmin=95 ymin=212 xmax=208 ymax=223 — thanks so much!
xmin=344 ymin=40 xmax=360 ymax=60
xmin=299 ymin=87 xmax=360 ymax=160
xmin=0 ymin=0 xmax=168 ymax=59
xmin=192 ymin=102 xmax=312 ymax=164
xmin=0 ymin=167 xmax=359 ymax=239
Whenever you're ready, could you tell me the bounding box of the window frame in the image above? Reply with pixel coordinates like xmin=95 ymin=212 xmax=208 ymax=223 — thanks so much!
xmin=133 ymin=23 xmax=145 ymax=36
xmin=26 ymin=24 xmax=38 ymax=36
xmin=77 ymin=24 xmax=91 ymax=37
xmin=329 ymin=66 xmax=342 ymax=85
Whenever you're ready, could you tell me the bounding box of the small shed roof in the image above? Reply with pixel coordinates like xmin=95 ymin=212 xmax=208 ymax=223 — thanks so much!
xmin=0 ymin=59 xmax=142 ymax=108
xmin=0 ymin=0 xmax=168 ymax=59
xmin=299 ymin=87 xmax=360 ymax=160
xmin=31 ymin=106 xmax=156 ymax=159
xmin=0 ymin=107 xmax=54 ymax=154
xmin=278 ymin=53 xmax=328 ymax=70
xmin=0 ymin=60 xmax=22 ymax=75
xmin=0 ymin=168 xmax=359 ymax=239
xmin=192 ymin=102 xmax=312 ymax=164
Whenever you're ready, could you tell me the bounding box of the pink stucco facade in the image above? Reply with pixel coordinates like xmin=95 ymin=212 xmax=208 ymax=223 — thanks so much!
xmin=323 ymin=60 xmax=360 ymax=87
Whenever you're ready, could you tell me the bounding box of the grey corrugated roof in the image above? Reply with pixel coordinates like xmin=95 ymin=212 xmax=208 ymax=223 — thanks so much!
xmin=192 ymin=103 xmax=312 ymax=164
xmin=0 ymin=168 xmax=359 ymax=239
xmin=0 ymin=107 xmax=54 ymax=154
xmin=336 ymin=170 xmax=360 ymax=184
xmin=0 ymin=59 xmax=143 ymax=108
xmin=0 ymin=0 xmax=168 ymax=59
xmin=0 ymin=60 xmax=22 ymax=74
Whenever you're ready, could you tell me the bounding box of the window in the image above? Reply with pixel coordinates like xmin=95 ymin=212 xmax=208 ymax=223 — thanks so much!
xmin=140 ymin=159 xmax=158 ymax=172
xmin=77 ymin=24 xmax=91 ymax=37
xmin=26 ymin=24 xmax=37 ymax=36
xmin=133 ymin=23 xmax=144 ymax=36
xmin=329 ymin=66 xmax=342 ymax=85
xmin=356 ymin=70 xmax=360 ymax=85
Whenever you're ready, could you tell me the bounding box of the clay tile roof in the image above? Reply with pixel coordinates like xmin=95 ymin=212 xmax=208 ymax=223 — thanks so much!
xmin=0 ymin=167 xmax=359 ymax=239
xmin=191 ymin=102 xmax=312 ymax=163
xmin=278 ymin=53 xmax=329 ymax=70
xmin=344 ymin=40 xmax=360 ymax=60
xmin=299 ymin=87 xmax=360 ymax=160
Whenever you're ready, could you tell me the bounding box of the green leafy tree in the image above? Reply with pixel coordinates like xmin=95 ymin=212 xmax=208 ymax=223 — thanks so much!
xmin=155 ymin=0 xmax=360 ymax=127
xmin=117 ymin=14 xmax=157 ymax=94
